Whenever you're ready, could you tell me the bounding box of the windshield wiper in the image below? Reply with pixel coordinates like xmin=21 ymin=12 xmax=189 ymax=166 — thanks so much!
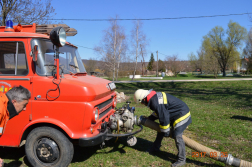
xmin=44 ymin=64 xmax=56 ymax=67
xmin=69 ymin=64 xmax=79 ymax=69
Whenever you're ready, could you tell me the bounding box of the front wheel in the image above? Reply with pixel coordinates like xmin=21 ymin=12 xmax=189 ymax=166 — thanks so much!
xmin=25 ymin=127 xmax=74 ymax=167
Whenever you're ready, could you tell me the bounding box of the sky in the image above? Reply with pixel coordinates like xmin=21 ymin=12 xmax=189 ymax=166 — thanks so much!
xmin=51 ymin=0 xmax=252 ymax=61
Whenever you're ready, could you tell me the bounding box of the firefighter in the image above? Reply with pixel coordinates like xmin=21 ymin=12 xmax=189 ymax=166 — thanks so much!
xmin=134 ymin=89 xmax=192 ymax=167
xmin=0 ymin=86 xmax=31 ymax=167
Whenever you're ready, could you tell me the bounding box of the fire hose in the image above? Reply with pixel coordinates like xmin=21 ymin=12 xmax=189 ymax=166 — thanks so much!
xmin=138 ymin=116 xmax=252 ymax=167
xmin=106 ymin=125 xmax=143 ymax=137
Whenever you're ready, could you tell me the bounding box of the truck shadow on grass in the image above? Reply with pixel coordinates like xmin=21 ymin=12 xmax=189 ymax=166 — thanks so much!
xmin=0 ymin=146 xmax=25 ymax=167
xmin=72 ymin=137 xmax=223 ymax=167
xmin=0 ymin=137 xmax=224 ymax=167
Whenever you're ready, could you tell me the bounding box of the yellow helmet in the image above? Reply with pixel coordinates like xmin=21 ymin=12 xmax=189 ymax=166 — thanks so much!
xmin=134 ymin=89 xmax=152 ymax=103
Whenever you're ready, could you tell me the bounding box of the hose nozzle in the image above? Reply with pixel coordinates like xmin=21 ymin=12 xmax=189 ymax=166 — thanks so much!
xmin=226 ymin=154 xmax=234 ymax=165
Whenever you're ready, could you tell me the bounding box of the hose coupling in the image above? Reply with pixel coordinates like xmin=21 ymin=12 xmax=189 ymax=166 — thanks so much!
xmin=137 ymin=115 xmax=147 ymax=125
xmin=226 ymin=154 xmax=234 ymax=166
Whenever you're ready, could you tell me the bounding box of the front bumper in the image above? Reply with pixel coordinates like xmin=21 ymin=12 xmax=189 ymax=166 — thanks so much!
xmin=79 ymin=129 xmax=108 ymax=147
xmin=78 ymin=125 xmax=143 ymax=147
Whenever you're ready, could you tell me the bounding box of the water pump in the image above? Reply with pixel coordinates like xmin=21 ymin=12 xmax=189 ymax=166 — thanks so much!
xmin=107 ymin=101 xmax=141 ymax=146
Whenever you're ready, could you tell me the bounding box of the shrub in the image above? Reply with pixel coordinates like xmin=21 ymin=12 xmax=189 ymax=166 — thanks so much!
xmin=177 ymin=74 xmax=189 ymax=77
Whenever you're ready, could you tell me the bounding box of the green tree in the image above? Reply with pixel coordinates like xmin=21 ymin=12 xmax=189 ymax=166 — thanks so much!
xmin=188 ymin=52 xmax=198 ymax=71
xmin=147 ymin=53 xmax=154 ymax=70
xmin=202 ymin=21 xmax=247 ymax=76
xmin=201 ymin=41 xmax=219 ymax=78
xmin=188 ymin=50 xmax=206 ymax=74
xmin=158 ymin=59 xmax=165 ymax=72
xmin=244 ymin=28 xmax=252 ymax=71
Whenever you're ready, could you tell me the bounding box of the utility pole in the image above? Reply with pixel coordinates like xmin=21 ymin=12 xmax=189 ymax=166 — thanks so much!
xmin=141 ymin=60 xmax=143 ymax=76
xmin=140 ymin=44 xmax=145 ymax=76
xmin=156 ymin=51 xmax=158 ymax=77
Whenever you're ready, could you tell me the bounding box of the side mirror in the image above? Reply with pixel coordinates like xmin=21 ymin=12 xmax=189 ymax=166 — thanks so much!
xmin=33 ymin=45 xmax=38 ymax=62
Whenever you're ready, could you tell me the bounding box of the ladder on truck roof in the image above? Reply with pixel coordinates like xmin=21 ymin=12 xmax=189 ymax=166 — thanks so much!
xmin=0 ymin=23 xmax=77 ymax=36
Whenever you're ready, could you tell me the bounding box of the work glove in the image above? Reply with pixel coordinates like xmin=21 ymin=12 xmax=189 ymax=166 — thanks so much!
xmin=147 ymin=115 xmax=157 ymax=121
xmin=162 ymin=131 xmax=170 ymax=137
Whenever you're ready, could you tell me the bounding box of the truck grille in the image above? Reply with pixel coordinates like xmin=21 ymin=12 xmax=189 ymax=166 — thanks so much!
xmin=99 ymin=106 xmax=112 ymax=118
xmin=96 ymin=98 xmax=113 ymax=119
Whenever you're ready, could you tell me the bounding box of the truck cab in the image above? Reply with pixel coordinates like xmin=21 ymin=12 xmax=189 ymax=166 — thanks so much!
xmin=0 ymin=21 xmax=141 ymax=167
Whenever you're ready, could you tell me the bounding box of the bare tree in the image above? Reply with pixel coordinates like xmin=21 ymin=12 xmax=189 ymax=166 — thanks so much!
xmin=189 ymin=48 xmax=219 ymax=78
xmin=0 ymin=0 xmax=55 ymax=26
xmin=165 ymin=54 xmax=182 ymax=77
xmin=131 ymin=20 xmax=147 ymax=80
xmin=0 ymin=0 xmax=16 ymax=26
xmin=84 ymin=58 xmax=97 ymax=74
xmin=94 ymin=16 xmax=126 ymax=81
xmin=115 ymin=34 xmax=126 ymax=81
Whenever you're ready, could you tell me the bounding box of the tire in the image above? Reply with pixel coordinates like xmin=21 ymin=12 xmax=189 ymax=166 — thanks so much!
xmin=25 ymin=126 xmax=74 ymax=167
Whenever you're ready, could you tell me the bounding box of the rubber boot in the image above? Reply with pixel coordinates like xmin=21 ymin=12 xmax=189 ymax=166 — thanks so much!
xmin=146 ymin=132 xmax=163 ymax=153
xmin=171 ymin=161 xmax=186 ymax=167
xmin=171 ymin=133 xmax=186 ymax=167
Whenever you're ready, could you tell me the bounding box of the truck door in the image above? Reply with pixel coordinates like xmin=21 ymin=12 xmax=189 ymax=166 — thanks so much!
xmin=0 ymin=40 xmax=32 ymax=146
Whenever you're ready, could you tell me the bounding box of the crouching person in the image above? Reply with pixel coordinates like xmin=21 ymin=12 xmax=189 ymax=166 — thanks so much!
xmin=0 ymin=86 xmax=31 ymax=167
xmin=134 ymin=89 xmax=192 ymax=167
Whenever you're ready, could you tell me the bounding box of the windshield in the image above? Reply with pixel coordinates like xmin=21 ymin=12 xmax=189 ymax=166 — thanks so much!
xmin=31 ymin=39 xmax=86 ymax=76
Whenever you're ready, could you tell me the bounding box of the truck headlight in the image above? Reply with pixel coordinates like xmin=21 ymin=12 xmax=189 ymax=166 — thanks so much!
xmin=112 ymin=97 xmax=117 ymax=108
xmin=92 ymin=107 xmax=99 ymax=123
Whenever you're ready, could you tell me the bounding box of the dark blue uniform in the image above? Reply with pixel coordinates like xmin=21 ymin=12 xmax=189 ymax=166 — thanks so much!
xmin=146 ymin=92 xmax=192 ymax=166
xmin=148 ymin=92 xmax=192 ymax=137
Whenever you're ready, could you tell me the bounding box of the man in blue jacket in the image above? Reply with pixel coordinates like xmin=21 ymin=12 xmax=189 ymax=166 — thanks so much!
xmin=134 ymin=89 xmax=192 ymax=167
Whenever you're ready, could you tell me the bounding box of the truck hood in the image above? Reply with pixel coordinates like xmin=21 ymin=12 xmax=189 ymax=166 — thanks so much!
xmin=62 ymin=75 xmax=114 ymax=101
xmin=33 ymin=74 xmax=115 ymax=102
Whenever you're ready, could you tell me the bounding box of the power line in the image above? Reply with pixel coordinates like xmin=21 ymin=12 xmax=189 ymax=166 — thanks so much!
xmin=73 ymin=44 xmax=134 ymax=56
xmin=72 ymin=45 xmax=171 ymax=60
xmin=74 ymin=45 xmax=171 ymax=60
xmin=159 ymin=52 xmax=169 ymax=57
xmin=73 ymin=44 xmax=94 ymax=50
xmin=46 ymin=12 xmax=252 ymax=21
xmin=73 ymin=44 xmax=153 ymax=55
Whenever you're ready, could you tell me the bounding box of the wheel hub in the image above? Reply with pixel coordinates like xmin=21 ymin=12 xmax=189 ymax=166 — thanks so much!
xmin=36 ymin=138 xmax=59 ymax=163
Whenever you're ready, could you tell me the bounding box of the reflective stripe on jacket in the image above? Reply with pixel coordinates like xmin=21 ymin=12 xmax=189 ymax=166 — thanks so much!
xmin=0 ymin=92 xmax=10 ymax=135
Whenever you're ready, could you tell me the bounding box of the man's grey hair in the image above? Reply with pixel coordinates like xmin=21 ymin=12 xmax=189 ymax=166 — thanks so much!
xmin=6 ymin=86 xmax=31 ymax=102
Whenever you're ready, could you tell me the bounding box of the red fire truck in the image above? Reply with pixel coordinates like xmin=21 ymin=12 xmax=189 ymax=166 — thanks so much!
xmin=0 ymin=21 xmax=141 ymax=167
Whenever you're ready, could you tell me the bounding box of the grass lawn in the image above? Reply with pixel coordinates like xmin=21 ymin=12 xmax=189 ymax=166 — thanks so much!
xmin=1 ymin=81 xmax=251 ymax=166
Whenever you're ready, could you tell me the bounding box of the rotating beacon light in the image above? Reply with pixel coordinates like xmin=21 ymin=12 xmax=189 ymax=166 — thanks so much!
xmin=5 ymin=20 xmax=14 ymax=32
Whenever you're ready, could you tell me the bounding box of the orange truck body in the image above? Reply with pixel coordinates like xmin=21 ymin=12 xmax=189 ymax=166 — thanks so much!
xmin=0 ymin=23 xmax=116 ymax=147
